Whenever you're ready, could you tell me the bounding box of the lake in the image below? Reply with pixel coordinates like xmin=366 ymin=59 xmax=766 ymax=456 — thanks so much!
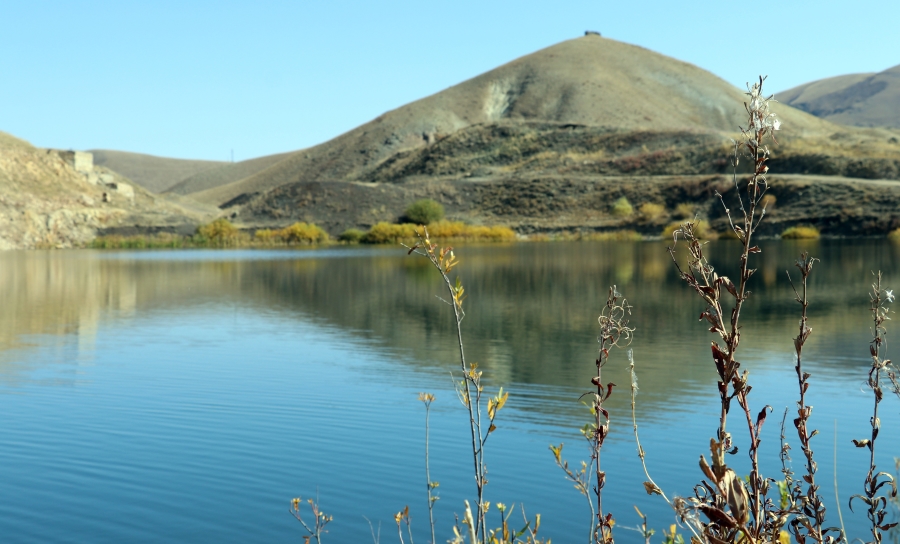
xmin=0 ymin=240 xmax=898 ymax=543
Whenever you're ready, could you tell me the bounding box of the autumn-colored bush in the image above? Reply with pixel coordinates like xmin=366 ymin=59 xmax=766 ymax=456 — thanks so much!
xmin=425 ymin=220 xmax=516 ymax=241
xmin=673 ymin=202 xmax=696 ymax=219
xmin=197 ymin=218 xmax=240 ymax=247
xmin=338 ymin=229 xmax=365 ymax=243
xmin=662 ymin=219 xmax=716 ymax=240
xmin=363 ymin=222 xmax=419 ymax=244
xmin=781 ymin=225 xmax=820 ymax=239
xmin=278 ymin=222 xmax=329 ymax=244
xmin=638 ymin=202 xmax=666 ymax=221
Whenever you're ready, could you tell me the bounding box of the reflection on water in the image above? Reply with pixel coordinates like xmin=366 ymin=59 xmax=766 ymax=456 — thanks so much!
xmin=0 ymin=242 xmax=898 ymax=542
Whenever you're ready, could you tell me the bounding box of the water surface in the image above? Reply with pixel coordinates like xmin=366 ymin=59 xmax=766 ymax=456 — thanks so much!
xmin=0 ymin=241 xmax=898 ymax=542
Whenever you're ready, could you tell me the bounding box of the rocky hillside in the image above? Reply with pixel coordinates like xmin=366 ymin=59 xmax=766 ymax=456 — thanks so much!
xmin=0 ymin=132 xmax=217 ymax=249
xmin=780 ymin=64 xmax=900 ymax=128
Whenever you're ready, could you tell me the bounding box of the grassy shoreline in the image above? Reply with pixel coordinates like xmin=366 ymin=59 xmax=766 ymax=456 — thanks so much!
xmin=83 ymin=217 xmax=900 ymax=250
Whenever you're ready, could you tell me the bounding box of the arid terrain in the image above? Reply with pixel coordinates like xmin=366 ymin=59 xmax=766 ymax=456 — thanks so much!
xmin=4 ymin=35 xmax=900 ymax=248
xmin=779 ymin=63 xmax=900 ymax=128
xmin=0 ymin=132 xmax=216 ymax=249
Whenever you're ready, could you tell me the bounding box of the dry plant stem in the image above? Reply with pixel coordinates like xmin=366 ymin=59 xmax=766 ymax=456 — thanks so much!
xmin=668 ymin=77 xmax=780 ymax=543
xmin=589 ymin=286 xmax=633 ymax=544
xmin=787 ymin=254 xmax=828 ymax=541
xmin=834 ymin=421 xmax=847 ymax=542
xmin=629 ymin=351 xmax=705 ymax=544
xmin=290 ymin=496 xmax=333 ymax=544
xmin=850 ymin=273 xmax=898 ymax=544
xmin=419 ymin=393 xmax=438 ymax=544
xmin=406 ymin=228 xmax=501 ymax=542
xmin=629 ymin=349 xmax=671 ymax=506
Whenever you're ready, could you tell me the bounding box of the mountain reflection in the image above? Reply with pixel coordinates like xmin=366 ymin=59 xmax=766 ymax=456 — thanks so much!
xmin=1 ymin=241 xmax=897 ymax=422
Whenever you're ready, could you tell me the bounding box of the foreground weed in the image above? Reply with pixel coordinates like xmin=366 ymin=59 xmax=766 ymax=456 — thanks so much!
xmin=850 ymin=273 xmax=899 ymax=544
xmin=395 ymin=506 xmax=414 ymax=544
xmin=290 ymin=496 xmax=332 ymax=544
xmin=784 ymin=253 xmax=839 ymax=542
xmin=551 ymin=287 xmax=632 ymax=544
xmin=667 ymin=77 xmax=788 ymax=542
xmin=449 ymin=501 xmax=547 ymax=544
xmin=406 ymin=227 xmax=509 ymax=541
xmin=419 ymin=392 xmax=439 ymax=544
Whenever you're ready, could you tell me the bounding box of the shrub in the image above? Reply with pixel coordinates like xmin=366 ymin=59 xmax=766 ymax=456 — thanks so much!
xmin=761 ymin=193 xmax=776 ymax=210
xmin=362 ymin=222 xmax=418 ymax=244
xmin=197 ymin=218 xmax=239 ymax=247
xmin=405 ymin=199 xmax=445 ymax=225
xmin=425 ymin=220 xmax=516 ymax=241
xmin=338 ymin=228 xmax=365 ymax=243
xmin=582 ymin=230 xmax=643 ymax=241
xmin=781 ymin=225 xmax=820 ymax=239
xmin=638 ymin=202 xmax=666 ymax=221
xmin=278 ymin=222 xmax=329 ymax=244
xmin=662 ymin=219 xmax=716 ymax=240
xmin=611 ymin=196 xmax=633 ymax=217
xmin=673 ymin=202 xmax=696 ymax=219
xmin=254 ymin=229 xmax=277 ymax=244
xmin=889 ymin=227 xmax=900 ymax=242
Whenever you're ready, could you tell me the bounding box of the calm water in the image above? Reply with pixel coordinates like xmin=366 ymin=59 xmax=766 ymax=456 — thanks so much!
xmin=0 ymin=241 xmax=898 ymax=543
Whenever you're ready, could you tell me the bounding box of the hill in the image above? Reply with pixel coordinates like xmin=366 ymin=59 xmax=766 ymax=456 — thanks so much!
xmin=779 ymin=64 xmax=900 ymax=128
xmin=90 ymin=149 xmax=227 ymax=193
xmin=174 ymin=35 xmax=900 ymax=238
xmin=164 ymin=152 xmax=293 ymax=196
xmin=0 ymin=134 xmax=217 ymax=249
xmin=191 ymin=35 xmax=841 ymax=208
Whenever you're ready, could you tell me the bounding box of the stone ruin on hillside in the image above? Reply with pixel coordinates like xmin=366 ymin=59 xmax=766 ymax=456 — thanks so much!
xmin=55 ymin=150 xmax=134 ymax=204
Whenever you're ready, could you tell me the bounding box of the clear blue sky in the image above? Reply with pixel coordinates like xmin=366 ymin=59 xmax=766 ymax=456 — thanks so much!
xmin=2 ymin=0 xmax=897 ymax=161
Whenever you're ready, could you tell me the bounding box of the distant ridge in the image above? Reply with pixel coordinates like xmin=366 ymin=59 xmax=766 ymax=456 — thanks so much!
xmin=779 ymin=64 xmax=900 ymax=128
xmin=190 ymin=35 xmax=833 ymax=207
xmin=165 ymin=152 xmax=294 ymax=196
xmin=90 ymin=149 xmax=227 ymax=193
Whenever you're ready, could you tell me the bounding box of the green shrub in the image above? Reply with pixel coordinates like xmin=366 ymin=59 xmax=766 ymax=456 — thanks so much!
xmin=339 ymin=228 xmax=365 ymax=243
xmin=405 ymin=199 xmax=445 ymax=225
xmin=889 ymin=228 xmax=900 ymax=242
xmin=781 ymin=225 xmax=820 ymax=239
xmin=611 ymin=196 xmax=633 ymax=217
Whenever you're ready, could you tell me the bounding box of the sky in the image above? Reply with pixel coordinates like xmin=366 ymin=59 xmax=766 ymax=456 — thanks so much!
xmin=2 ymin=0 xmax=898 ymax=161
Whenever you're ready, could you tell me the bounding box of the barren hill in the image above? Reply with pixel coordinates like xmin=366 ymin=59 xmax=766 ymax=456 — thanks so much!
xmin=779 ymin=64 xmax=900 ymax=128
xmin=90 ymin=149 xmax=227 ymax=193
xmin=177 ymin=35 xmax=900 ymax=238
xmin=0 ymin=134 xmax=217 ymax=249
xmin=192 ymin=35 xmax=838 ymax=208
